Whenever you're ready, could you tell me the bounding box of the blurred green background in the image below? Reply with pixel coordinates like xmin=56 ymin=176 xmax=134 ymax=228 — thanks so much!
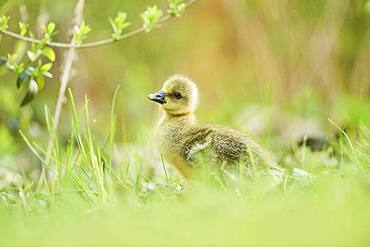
xmin=0 ymin=0 xmax=369 ymax=171
xmin=0 ymin=1 xmax=369 ymax=246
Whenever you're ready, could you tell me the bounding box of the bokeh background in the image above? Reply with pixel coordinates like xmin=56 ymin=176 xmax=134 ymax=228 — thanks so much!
xmin=0 ymin=0 xmax=369 ymax=173
xmin=0 ymin=1 xmax=369 ymax=246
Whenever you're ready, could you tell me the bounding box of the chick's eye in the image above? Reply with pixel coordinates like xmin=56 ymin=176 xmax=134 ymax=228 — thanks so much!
xmin=172 ymin=92 xmax=182 ymax=99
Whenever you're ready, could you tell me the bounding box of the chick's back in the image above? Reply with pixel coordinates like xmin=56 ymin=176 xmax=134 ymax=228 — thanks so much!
xmin=182 ymin=125 xmax=271 ymax=166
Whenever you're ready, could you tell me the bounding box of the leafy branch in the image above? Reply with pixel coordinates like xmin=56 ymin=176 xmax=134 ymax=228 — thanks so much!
xmin=0 ymin=0 xmax=197 ymax=49
xmin=0 ymin=0 xmax=198 ymax=106
xmin=142 ymin=5 xmax=163 ymax=32
xmin=109 ymin=11 xmax=131 ymax=40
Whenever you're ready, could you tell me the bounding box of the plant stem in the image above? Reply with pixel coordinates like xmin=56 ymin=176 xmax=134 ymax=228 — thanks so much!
xmin=44 ymin=0 xmax=85 ymax=168
xmin=42 ymin=0 xmax=199 ymax=176
xmin=0 ymin=0 xmax=199 ymax=50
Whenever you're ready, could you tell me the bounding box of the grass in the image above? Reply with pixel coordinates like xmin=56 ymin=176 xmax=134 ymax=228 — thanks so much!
xmin=0 ymin=91 xmax=369 ymax=247
xmin=0 ymin=0 xmax=368 ymax=245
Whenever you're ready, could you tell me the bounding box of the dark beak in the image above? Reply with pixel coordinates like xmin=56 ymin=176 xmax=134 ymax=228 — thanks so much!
xmin=148 ymin=90 xmax=166 ymax=104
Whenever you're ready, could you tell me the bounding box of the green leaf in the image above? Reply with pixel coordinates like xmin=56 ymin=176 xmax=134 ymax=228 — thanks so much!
xmin=16 ymin=69 xmax=30 ymax=88
xmin=43 ymin=72 xmax=53 ymax=78
xmin=41 ymin=24 xmax=56 ymax=44
xmin=5 ymin=54 xmax=16 ymax=70
xmin=14 ymin=63 xmax=25 ymax=74
xmin=36 ymin=75 xmax=45 ymax=89
xmin=115 ymin=12 xmax=131 ymax=30
xmin=31 ymin=66 xmax=40 ymax=77
xmin=27 ymin=50 xmax=41 ymax=62
xmin=18 ymin=21 xmax=29 ymax=36
xmin=73 ymin=21 xmax=91 ymax=44
xmin=0 ymin=16 xmax=10 ymax=32
xmin=42 ymin=47 xmax=56 ymax=61
xmin=109 ymin=18 xmax=118 ymax=33
xmin=46 ymin=22 xmax=56 ymax=34
xmin=20 ymin=79 xmax=38 ymax=106
xmin=141 ymin=6 xmax=163 ymax=32
xmin=41 ymin=63 xmax=52 ymax=73
xmin=110 ymin=11 xmax=131 ymax=40
xmin=168 ymin=0 xmax=186 ymax=17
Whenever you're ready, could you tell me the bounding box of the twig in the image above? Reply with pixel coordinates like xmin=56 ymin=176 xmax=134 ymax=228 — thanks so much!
xmin=44 ymin=0 xmax=86 ymax=167
xmin=42 ymin=0 xmax=200 ymax=167
xmin=36 ymin=0 xmax=49 ymax=38
xmin=0 ymin=0 xmax=199 ymax=50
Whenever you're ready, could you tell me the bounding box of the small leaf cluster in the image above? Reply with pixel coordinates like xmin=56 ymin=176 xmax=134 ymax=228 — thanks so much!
xmin=168 ymin=0 xmax=186 ymax=17
xmin=18 ymin=21 xmax=29 ymax=36
xmin=0 ymin=15 xmax=10 ymax=31
xmin=141 ymin=6 xmax=163 ymax=32
xmin=0 ymin=1 xmax=191 ymax=106
xmin=0 ymin=20 xmax=57 ymax=106
xmin=73 ymin=21 xmax=91 ymax=45
xmin=109 ymin=12 xmax=131 ymax=40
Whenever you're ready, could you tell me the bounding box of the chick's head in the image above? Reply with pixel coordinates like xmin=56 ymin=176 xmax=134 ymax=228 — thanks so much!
xmin=148 ymin=75 xmax=198 ymax=115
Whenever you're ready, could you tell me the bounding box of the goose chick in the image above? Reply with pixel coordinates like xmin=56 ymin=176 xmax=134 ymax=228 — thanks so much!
xmin=148 ymin=75 xmax=282 ymax=180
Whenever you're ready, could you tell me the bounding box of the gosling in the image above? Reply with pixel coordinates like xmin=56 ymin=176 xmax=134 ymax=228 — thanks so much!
xmin=148 ymin=75 xmax=282 ymax=180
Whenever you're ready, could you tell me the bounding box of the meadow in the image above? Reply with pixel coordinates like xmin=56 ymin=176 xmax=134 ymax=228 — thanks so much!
xmin=0 ymin=0 xmax=369 ymax=246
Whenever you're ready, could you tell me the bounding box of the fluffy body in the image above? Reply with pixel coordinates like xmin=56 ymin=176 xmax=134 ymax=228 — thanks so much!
xmin=149 ymin=75 xmax=282 ymax=179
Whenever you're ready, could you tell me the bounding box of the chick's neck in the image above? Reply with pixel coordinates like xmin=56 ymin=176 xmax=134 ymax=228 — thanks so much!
xmin=159 ymin=110 xmax=196 ymax=126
